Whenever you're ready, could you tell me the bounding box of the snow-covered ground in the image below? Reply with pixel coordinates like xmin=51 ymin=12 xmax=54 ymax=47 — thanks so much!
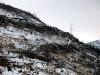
xmin=0 ymin=8 xmax=42 ymax=25
xmin=0 ymin=48 xmax=76 ymax=75
xmin=0 ymin=26 xmax=75 ymax=75
xmin=0 ymin=26 xmax=71 ymax=50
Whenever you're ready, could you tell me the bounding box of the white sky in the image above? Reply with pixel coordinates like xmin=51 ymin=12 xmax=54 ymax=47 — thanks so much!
xmin=0 ymin=0 xmax=100 ymax=43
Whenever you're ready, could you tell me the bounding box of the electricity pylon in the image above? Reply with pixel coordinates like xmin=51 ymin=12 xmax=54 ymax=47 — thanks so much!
xmin=70 ymin=23 xmax=73 ymax=35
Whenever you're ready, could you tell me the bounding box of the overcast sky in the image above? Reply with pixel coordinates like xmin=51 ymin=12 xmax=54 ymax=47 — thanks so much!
xmin=0 ymin=0 xmax=100 ymax=43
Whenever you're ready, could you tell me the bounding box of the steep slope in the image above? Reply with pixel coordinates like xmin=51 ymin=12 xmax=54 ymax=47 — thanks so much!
xmin=88 ymin=40 xmax=100 ymax=49
xmin=0 ymin=3 xmax=100 ymax=75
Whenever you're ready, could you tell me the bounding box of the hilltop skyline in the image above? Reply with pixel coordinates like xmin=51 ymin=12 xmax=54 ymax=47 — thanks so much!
xmin=0 ymin=0 xmax=100 ymax=43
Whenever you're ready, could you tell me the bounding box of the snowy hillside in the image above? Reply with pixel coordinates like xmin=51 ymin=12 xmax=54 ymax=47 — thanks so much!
xmin=88 ymin=40 xmax=100 ymax=49
xmin=0 ymin=3 xmax=100 ymax=75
